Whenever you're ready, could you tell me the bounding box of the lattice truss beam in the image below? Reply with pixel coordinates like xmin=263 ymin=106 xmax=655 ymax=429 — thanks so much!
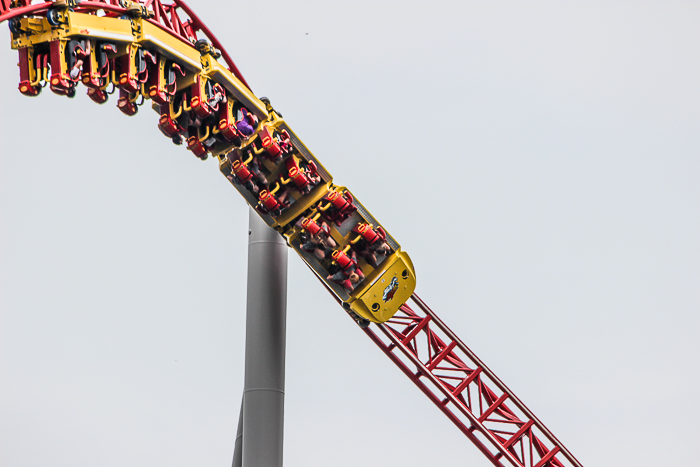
xmin=363 ymin=296 xmax=583 ymax=467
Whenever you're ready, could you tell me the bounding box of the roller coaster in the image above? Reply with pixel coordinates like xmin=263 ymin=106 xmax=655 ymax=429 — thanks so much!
xmin=1 ymin=1 xmax=583 ymax=466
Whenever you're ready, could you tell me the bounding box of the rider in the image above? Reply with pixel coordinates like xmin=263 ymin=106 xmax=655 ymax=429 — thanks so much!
xmin=297 ymin=214 xmax=336 ymax=260
xmin=351 ymin=223 xmax=391 ymax=267
xmin=327 ymin=246 xmax=365 ymax=293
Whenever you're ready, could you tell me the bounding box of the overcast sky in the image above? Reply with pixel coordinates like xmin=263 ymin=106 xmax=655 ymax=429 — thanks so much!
xmin=1 ymin=1 xmax=698 ymax=466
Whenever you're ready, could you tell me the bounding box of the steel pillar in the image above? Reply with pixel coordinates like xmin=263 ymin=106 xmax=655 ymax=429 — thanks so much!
xmin=233 ymin=208 xmax=288 ymax=467
xmin=232 ymin=402 xmax=243 ymax=467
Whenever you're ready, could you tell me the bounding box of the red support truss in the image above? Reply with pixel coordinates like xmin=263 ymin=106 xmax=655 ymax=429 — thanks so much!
xmin=362 ymin=295 xmax=583 ymax=467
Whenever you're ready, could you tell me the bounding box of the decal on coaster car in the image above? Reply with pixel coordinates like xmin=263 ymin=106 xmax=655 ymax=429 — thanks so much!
xmin=382 ymin=277 xmax=399 ymax=302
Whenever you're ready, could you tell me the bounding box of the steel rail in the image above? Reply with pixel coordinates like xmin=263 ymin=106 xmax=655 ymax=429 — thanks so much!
xmin=410 ymin=295 xmax=583 ymax=467
xmin=307 ymin=274 xmax=580 ymax=466
xmin=171 ymin=0 xmax=250 ymax=90
xmin=374 ymin=307 xmax=526 ymax=466
xmin=361 ymin=324 xmax=509 ymax=466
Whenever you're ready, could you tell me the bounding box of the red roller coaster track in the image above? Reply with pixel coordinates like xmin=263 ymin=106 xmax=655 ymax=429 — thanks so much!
xmin=365 ymin=296 xmax=581 ymax=467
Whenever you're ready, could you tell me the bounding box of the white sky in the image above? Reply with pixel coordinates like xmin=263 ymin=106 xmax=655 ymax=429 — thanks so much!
xmin=1 ymin=1 xmax=699 ymax=466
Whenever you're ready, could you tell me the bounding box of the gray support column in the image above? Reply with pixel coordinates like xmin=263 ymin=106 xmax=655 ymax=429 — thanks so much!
xmin=232 ymin=402 xmax=242 ymax=467
xmin=234 ymin=208 xmax=288 ymax=467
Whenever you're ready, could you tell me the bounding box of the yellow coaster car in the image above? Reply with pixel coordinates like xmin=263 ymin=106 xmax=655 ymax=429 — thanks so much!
xmin=8 ymin=4 xmax=416 ymax=324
